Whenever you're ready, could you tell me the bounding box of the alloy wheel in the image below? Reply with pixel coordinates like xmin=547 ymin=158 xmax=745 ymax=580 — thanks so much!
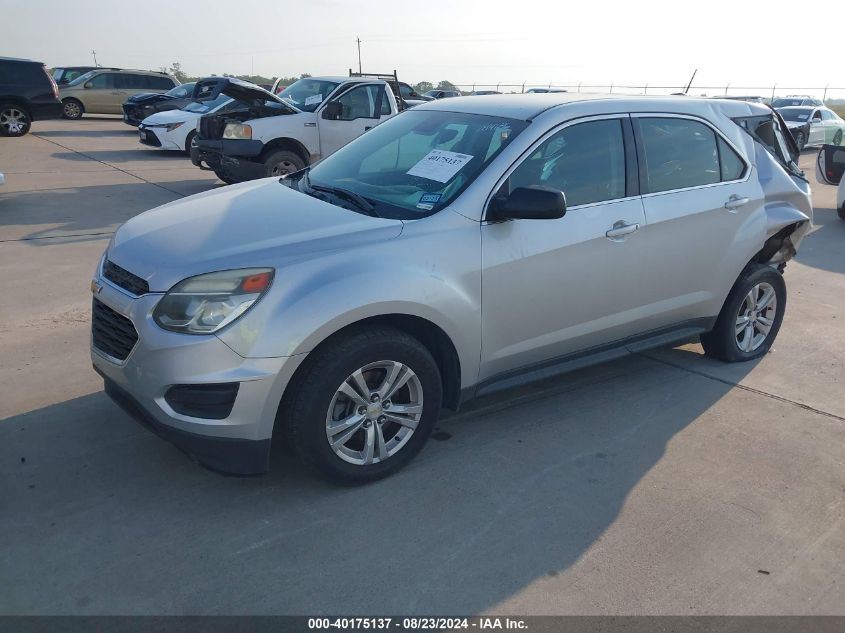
xmin=63 ymin=101 xmax=81 ymax=119
xmin=0 ymin=108 xmax=28 ymax=135
xmin=325 ymin=360 xmax=424 ymax=466
xmin=834 ymin=130 xmax=843 ymax=146
xmin=734 ymin=282 xmax=777 ymax=353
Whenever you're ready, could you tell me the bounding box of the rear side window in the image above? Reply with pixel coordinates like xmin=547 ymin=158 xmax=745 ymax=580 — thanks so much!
xmin=0 ymin=62 xmax=46 ymax=85
xmin=115 ymin=74 xmax=147 ymax=89
xmin=718 ymin=138 xmax=746 ymax=181
xmin=508 ymin=118 xmax=626 ymax=207
xmin=638 ymin=118 xmax=720 ymax=193
xmin=148 ymin=75 xmax=176 ymax=90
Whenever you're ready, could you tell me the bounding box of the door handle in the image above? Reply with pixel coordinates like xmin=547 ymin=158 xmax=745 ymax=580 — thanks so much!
xmin=724 ymin=194 xmax=750 ymax=212
xmin=304 ymin=122 xmax=317 ymax=128
xmin=364 ymin=126 xmax=373 ymax=131
xmin=605 ymin=221 xmax=640 ymax=241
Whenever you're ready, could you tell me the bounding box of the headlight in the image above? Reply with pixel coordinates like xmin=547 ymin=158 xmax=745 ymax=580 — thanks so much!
xmin=223 ymin=123 xmax=252 ymax=140
xmin=153 ymin=268 xmax=274 ymax=334
xmin=166 ymin=121 xmax=184 ymax=132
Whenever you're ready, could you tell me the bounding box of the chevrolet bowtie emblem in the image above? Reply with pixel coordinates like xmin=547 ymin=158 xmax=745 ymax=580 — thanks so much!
xmin=90 ymin=280 xmax=103 ymax=295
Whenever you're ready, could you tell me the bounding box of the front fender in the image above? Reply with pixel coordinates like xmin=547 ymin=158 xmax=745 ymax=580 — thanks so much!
xmin=216 ymin=211 xmax=483 ymax=388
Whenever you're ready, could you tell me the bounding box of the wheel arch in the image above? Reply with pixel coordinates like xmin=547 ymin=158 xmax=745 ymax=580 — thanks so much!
xmin=259 ymin=137 xmax=311 ymax=165
xmin=280 ymin=314 xmax=462 ymax=417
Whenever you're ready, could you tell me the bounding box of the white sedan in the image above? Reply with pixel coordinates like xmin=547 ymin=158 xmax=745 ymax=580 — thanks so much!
xmin=138 ymin=95 xmax=234 ymax=153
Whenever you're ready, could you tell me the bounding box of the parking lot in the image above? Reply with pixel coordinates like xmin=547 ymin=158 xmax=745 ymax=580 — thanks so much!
xmin=1 ymin=117 xmax=844 ymax=615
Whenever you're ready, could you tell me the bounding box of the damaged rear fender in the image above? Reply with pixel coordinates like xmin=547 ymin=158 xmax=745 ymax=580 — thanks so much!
xmin=754 ymin=205 xmax=811 ymax=265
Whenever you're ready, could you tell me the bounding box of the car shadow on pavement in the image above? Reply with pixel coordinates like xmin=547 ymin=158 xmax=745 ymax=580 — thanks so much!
xmin=51 ymin=150 xmax=191 ymax=163
xmin=0 ymin=349 xmax=758 ymax=614
xmin=0 ymin=181 xmax=221 ymax=244
xmin=35 ymin=129 xmax=138 ymax=139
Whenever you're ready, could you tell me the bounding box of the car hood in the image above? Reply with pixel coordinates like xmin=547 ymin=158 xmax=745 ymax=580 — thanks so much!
xmin=108 ymin=178 xmax=404 ymax=291
xmin=127 ymin=92 xmax=168 ymax=104
xmin=193 ymin=77 xmax=297 ymax=113
xmin=784 ymin=120 xmax=808 ymax=128
xmin=141 ymin=109 xmax=200 ymax=126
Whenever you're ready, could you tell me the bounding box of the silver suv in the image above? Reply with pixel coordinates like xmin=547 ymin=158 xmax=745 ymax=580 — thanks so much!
xmin=91 ymin=95 xmax=812 ymax=483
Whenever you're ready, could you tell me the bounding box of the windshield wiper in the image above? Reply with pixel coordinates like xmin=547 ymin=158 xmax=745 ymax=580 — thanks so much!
xmin=303 ymin=172 xmax=378 ymax=217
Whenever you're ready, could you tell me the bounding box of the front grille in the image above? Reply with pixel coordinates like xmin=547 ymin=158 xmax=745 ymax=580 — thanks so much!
xmin=199 ymin=115 xmax=226 ymax=140
xmin=92 ymin=299 xmax=139 ymax=361
xmin=103 ymin=259 xmax=149 ymax=296
xmin=122 ymin=104 xmax=143 ymax=122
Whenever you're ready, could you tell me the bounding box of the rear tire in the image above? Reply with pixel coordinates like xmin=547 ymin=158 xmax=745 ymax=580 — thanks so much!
xmin=700 ymin=264 xmax=786 ymax=363
xmin=263 ymin=149 xmax=305 ymax=178
xmin=62 ymin=99 xmax=84 ymax=120
xmin=0 ymin=103 xmax=31 ymax=136
xmin=282 ymin=327 xmax=442 ymax=485
xmin=834 ymin=130 xmax=843 ymax=146
xmin=794 ymin=131 xmax=806 ymax=151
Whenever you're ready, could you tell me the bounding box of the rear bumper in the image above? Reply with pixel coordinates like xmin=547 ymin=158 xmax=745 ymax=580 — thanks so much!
xmin=191 ymin=139 xmax=266 ymax=181
xmin=96 ymin=367 xmax=272 ymax=475
xmin=30 ymin=101 xmax=63 ymax=121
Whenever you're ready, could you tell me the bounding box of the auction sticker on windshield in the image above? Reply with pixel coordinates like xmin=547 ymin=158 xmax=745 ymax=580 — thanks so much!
xmin=305 ymin=94 xmax=323 ymax=106
xmin=406 ymin=149 xmax=474 ymax=183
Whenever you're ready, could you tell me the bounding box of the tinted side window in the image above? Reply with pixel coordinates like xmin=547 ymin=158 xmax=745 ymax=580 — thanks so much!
xmin=149 ymin=76 xmax=176 ymax=90
xmin=115 ymin=74 xmax=145 ymax=89
xmin=509 ymin=118 xmax=626 ymax=207
xmin=639 ymin=118 xmax=719 ymax=193
xmin=718 ymin=138 xmax=745 ymax=181
xmin=332 ymin=84 xmax=379 ymax=120
xmin=821 ymin=110 xmax=835 ymax=121
xmin=88 ymin=73 xmax=114 ymax=89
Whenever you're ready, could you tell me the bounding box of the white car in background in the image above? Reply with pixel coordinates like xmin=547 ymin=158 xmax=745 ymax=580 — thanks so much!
xmin=0 ymin=172 xmax=4 ymax=186
xmin=138 ymin=95 xmax=235 ymax=153
xmin=817 ymin=144 xmax=845 ymax=219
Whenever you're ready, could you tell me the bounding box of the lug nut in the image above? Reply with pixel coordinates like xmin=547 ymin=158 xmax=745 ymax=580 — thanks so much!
xmin=383 ymin=400 xmax=391 ymax=409
xmin=371 ymin=394 xmax=380 ymax=402
xmin=378 ymin=416 xmax=386 ymax=425
xmin=357 ymin=406 xmax=367 ymax=415
xmin=363 ymin=420 xmax=372 ymax=429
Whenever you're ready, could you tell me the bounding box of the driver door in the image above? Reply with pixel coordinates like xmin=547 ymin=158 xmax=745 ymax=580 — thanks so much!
xmin=317 ymin=84 xmax=384 ymax=158
xmin=809 ymin=109 xmax=825 ymax=145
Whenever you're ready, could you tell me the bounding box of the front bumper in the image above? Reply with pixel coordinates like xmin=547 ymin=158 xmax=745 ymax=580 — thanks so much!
xmin=90 ymin=273 xmax=305 ymax=475
xmin=191 ymin=138 xmax=267 ymax=181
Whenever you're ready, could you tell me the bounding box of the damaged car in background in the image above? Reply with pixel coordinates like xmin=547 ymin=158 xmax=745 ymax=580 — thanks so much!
xmin=91 ymin=94 xmax=811 ymax=484
xmin=190 ymin=76 xmax=402 ymax=183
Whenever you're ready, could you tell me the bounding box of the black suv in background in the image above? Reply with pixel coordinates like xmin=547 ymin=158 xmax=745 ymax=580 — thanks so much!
xmin=0 ymin=57 xmax=62 ymax=136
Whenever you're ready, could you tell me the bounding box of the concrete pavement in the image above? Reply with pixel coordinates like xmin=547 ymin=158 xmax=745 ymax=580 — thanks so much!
xmin=0 ymin=118 xmax=843 ymax=615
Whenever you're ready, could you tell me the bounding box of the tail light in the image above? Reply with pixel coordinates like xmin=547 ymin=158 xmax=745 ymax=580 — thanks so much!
xmin=45 ymin=71 xmax=59 ymax=99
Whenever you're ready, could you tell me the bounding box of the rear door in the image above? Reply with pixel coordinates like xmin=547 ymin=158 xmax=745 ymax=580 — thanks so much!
xmin=817 ymin=144 xmax=845 ymax=186
xmin=317 ymin=83 xmax=384 ymax=157
xmin=480 ymin=115 xmax=648 ymax=380
xmin=631 ymin=114 xmax=761 ymax=328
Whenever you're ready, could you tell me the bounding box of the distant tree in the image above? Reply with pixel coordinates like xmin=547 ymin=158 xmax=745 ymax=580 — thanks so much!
xmin=414 ymin=81 xmax=434 ymax=93
xmin=436 ymin=80 xmax=457 ymax=91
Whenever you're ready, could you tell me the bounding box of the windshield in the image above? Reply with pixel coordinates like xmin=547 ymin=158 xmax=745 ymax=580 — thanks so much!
xmin=183 ymin=95 xmax=232 ymax=113
xmin=66 ymin=70 xmax=98 ymax=87
xmin=298 ymin=110 xmax=528 ymax=219
xmin=777 ymin=107 xmax=813 ymax=122
xmin=166 ymin=82 xmax=194 ymax=98
xmin=278 ymin=78 xmax=340 ymax=112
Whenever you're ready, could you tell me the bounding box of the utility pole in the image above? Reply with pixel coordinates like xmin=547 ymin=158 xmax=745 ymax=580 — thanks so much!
xmin=356 ymin=37 xmax=362 ymax=74
xmin=92 ymin=50 xmax=98 ymax=66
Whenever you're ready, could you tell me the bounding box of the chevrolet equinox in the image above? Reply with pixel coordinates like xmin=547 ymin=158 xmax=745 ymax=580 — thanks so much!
xmin=90 ymin=94 xmax=812 ymax=483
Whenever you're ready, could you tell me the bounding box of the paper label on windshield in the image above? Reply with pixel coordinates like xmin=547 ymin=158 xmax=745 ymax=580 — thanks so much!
xmin=305 ymin=94 xmax=323 ymax=106
xmin=406 ymin=150 xmax=474 ymax=183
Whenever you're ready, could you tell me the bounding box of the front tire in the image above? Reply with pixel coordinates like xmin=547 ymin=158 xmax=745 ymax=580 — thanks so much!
xmin=0 ymin=104 xmax=31 ymax=136
xmin=263 ymin=149 xmax=305 ymax=178
xmin=62 ymin=99 xmax=84 ymax=120
xmin=834 ymin=129 xmax=843 ymax=146
xmin=184 ymin=131 xmax=197 ymax=155
xmin=700 ymin=264 xmax=786 ymax=362
xmin=283 ymin=327 xmax=442 ymax=484
xmin=794 ymin=131 xmax=806 ymax=151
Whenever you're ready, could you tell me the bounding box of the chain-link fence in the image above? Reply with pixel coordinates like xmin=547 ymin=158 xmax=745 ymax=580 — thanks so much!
xmin=451 ymin=82 xmax=845 ymax=103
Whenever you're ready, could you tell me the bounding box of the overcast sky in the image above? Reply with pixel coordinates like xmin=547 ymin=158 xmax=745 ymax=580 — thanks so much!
xmin=3 ymin=0 xmax=842 ymax=97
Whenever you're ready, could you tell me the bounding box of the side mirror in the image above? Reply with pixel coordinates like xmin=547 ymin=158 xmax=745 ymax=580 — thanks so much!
xmin=489 ymin=186 xmax=566 ymax=221
xmin=322 ymin=101 xmax=343 ymax=120
xmin=84 ymin=81 xmax=93 ymax=89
